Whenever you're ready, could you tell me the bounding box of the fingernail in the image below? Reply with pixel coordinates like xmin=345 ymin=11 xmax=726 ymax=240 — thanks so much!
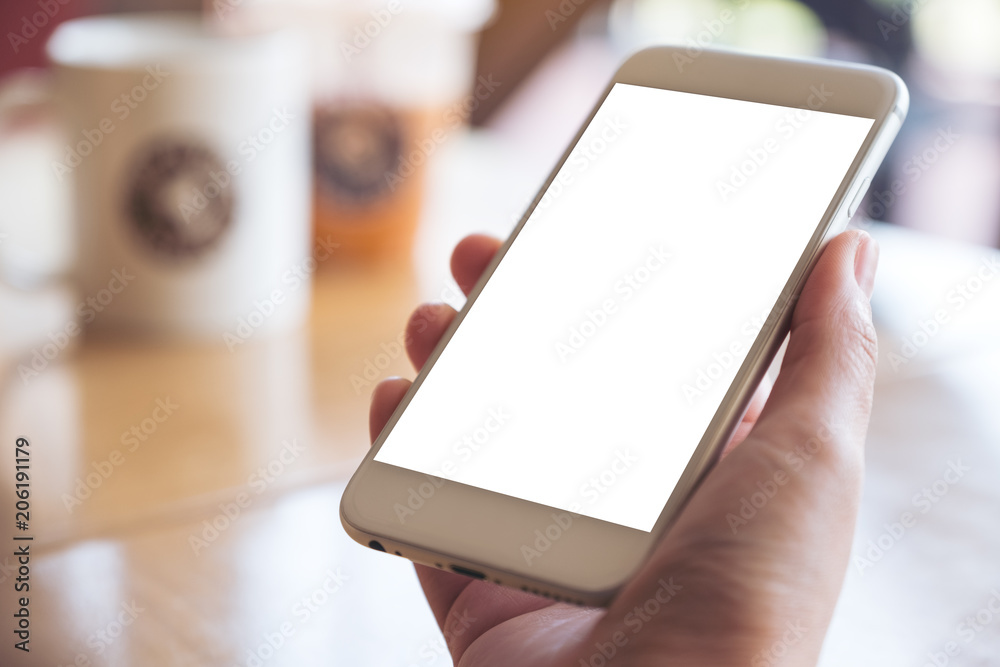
xmin=853 ymin=232 xmax=880 ymax=300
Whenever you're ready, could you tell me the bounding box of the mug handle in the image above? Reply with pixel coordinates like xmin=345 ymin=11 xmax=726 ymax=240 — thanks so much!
xmin=0 ymin=68 xmax=70 ymax=292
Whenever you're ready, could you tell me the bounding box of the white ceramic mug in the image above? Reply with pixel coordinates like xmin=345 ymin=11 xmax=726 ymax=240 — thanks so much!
xmin=1 ymin=13 xmax=313 ymax=342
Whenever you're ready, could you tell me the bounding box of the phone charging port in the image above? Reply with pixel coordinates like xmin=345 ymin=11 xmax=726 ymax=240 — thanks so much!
xmin=450 ymin=564 xmax=486 ymax=579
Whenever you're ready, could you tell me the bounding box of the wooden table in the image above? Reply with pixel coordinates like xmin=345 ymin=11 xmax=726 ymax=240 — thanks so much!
xmin=0 ymin=113 xmax=565 ymax=665
xmin=0 ymin=255 xmax=452 ymax=665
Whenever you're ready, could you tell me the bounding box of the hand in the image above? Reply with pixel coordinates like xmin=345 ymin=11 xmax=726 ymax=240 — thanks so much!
xmin=369 ymin=230 xmax=880 ymax=666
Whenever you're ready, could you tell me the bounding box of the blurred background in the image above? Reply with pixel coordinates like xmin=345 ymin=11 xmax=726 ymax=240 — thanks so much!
xmin=1 ymin=1 xmax=999 ymax=666
xmin=2 ymin=0 xmax=1000 ymax=248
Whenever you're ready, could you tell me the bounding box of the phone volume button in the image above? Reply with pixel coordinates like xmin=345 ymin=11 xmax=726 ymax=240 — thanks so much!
xmin=848 ymin=177 xmax=871 ymax=219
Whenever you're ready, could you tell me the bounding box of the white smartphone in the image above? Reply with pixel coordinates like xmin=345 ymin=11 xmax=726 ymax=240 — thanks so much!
xmin=341 ymin=47 xmax=907 ymax=606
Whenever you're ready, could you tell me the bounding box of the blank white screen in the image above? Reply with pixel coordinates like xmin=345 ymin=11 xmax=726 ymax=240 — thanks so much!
xmin=376 ymin=83 xmax=873 ymax=532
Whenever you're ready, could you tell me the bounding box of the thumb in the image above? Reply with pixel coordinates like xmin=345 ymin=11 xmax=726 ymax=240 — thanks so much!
xmin=641 ymin=229 xmax=881 ymax=576
xmin=750 ymin=229 xmax=880 ymax=470
xmin=596 ymin=231 xmax=882 ymax=667
xmin=650 ymin=229 xmax=880 ymax=550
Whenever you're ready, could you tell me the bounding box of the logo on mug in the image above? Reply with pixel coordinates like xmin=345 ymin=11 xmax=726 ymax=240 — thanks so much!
xmin=314 ymin=105 xmax=404 ymax=206
xmin=125 ymin=138 xmax=234 ymax=258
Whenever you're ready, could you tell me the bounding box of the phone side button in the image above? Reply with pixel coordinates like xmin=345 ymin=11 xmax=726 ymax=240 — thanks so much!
xmin=847 ymin=177 xmax=872 ymax=219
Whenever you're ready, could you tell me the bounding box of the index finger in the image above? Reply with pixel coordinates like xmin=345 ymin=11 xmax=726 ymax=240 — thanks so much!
xmin=450 ymin=234 xmax=502 ymax=296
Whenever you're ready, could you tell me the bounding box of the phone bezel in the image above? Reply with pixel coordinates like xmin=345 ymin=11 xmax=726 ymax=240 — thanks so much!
xmin=341 ymin=46 xmax=908 ymax=607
